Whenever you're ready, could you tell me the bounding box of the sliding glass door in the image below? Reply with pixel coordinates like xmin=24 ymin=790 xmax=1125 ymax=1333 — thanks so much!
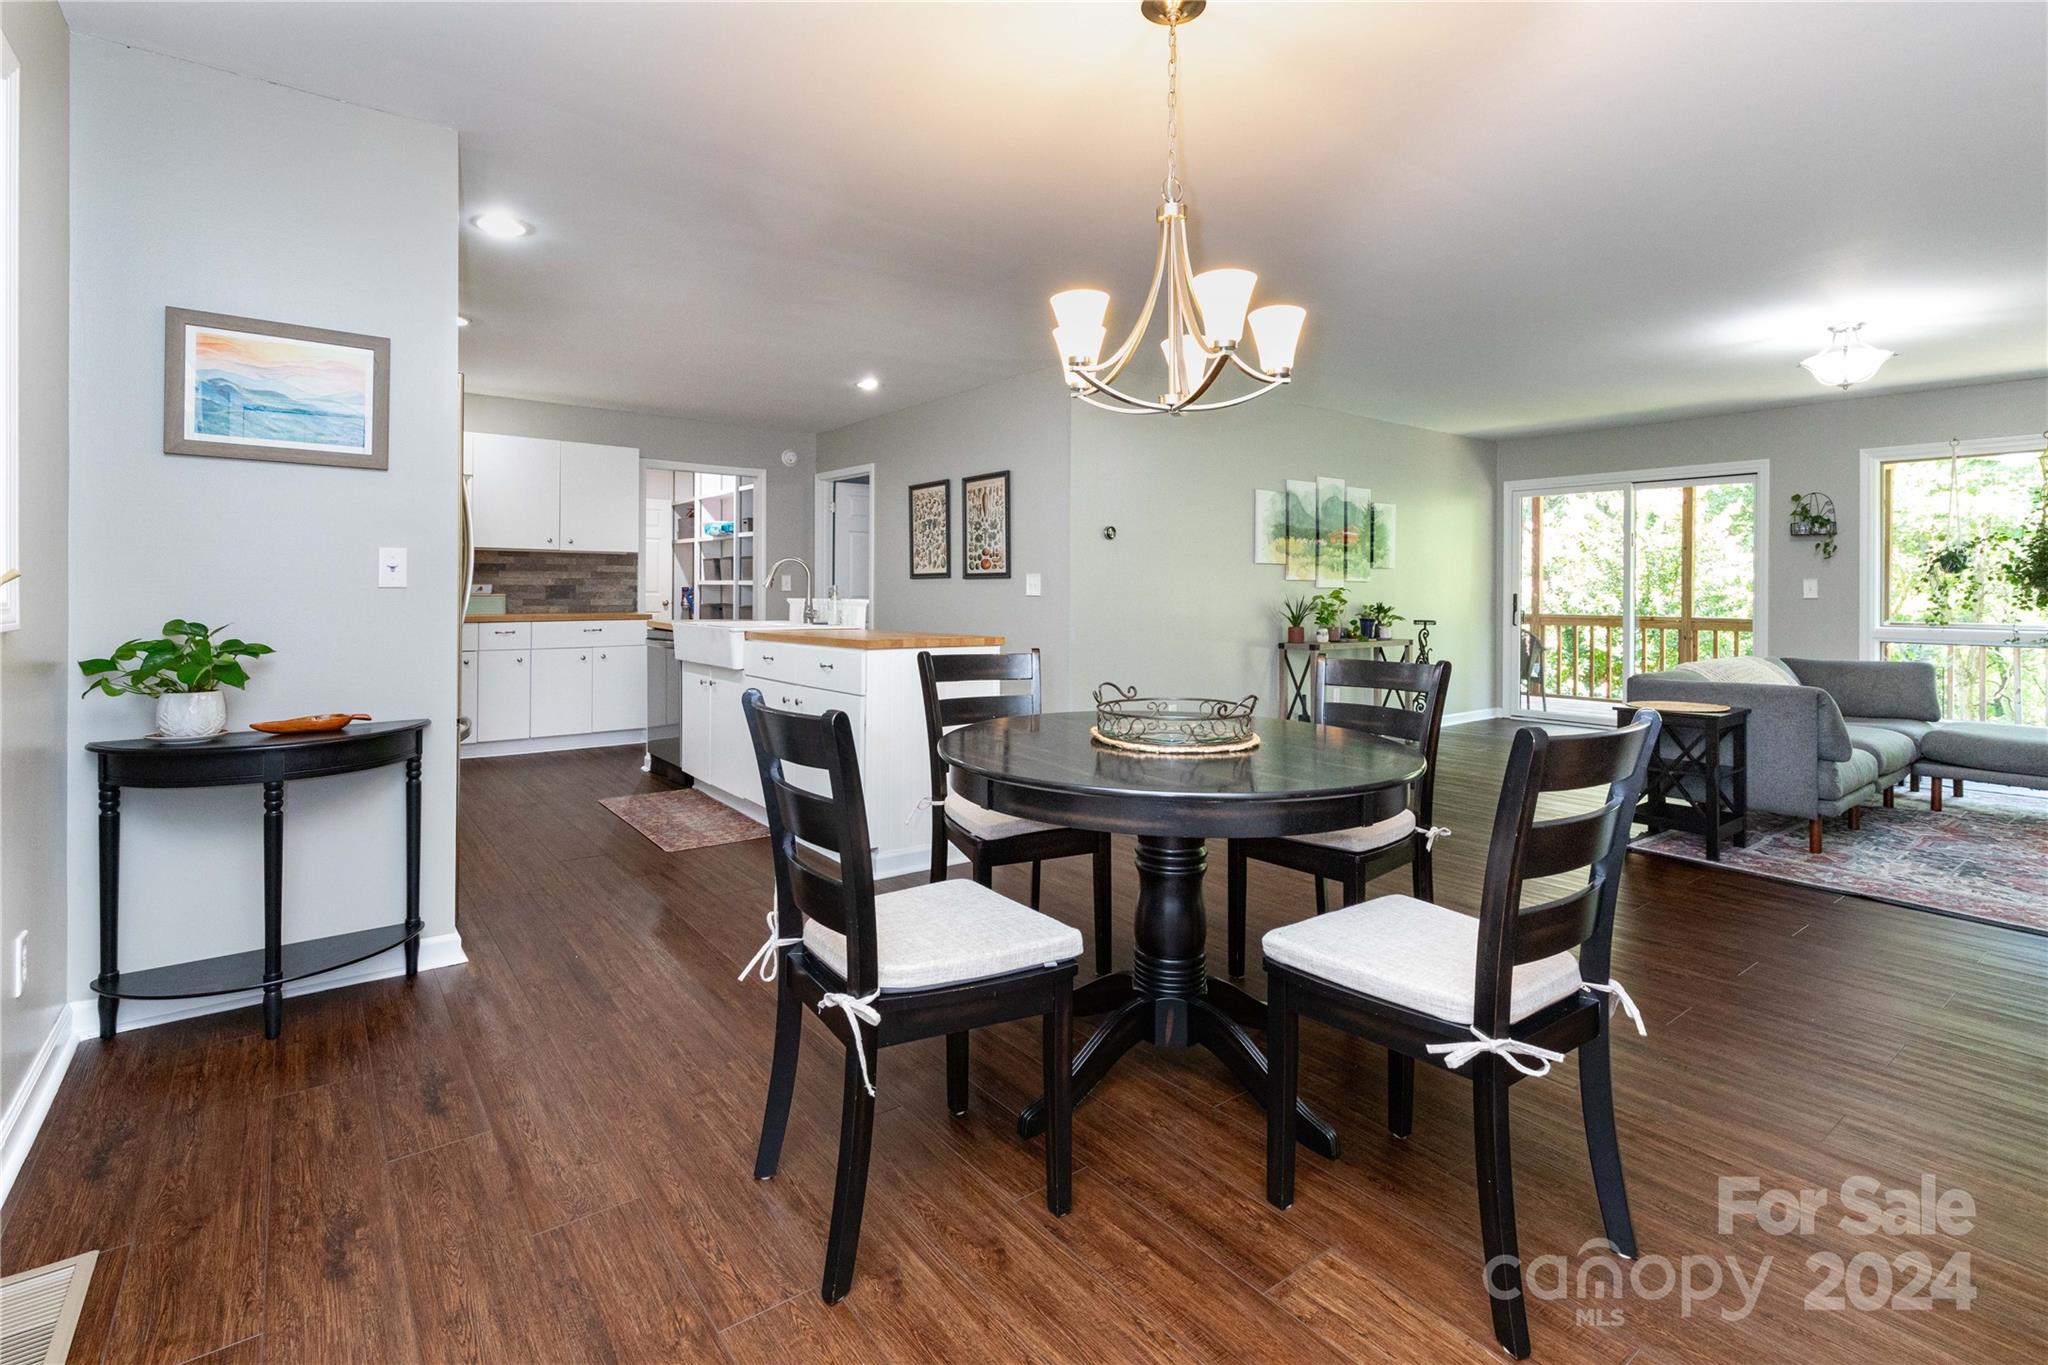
xmin=1506 ymin=471 xmax=1760 ymax=721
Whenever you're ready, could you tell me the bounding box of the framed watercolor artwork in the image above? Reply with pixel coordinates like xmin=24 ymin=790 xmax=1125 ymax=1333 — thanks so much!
xmin=163 ymin=308 xmax=390 ymax=469
xmin=908 ymin=478 xmax=952 ymax=578
xmin=962 ymin=469 xmax=1011 ymax=578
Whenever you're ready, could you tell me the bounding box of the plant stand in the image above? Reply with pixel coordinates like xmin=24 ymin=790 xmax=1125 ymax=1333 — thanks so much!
xmin=1276 ymin=637 xmax=1415 ymax=720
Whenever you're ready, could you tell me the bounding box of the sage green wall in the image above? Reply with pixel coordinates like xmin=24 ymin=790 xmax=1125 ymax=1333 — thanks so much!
xmin=1069 ymin=398 xmax=1499 ymax=717
xmin=1496 ymin=378 xmax=2048 ymax=665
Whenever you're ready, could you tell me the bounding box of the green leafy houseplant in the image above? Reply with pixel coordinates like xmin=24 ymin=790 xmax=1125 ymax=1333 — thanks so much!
xmin=2003 ymin=483 xmax=2048 ymax=613
xmin=78 ymin=619 xmax=273 ymax=697
xmin=1916 ymin=535 xmax=2013 ymax=627
xmin=1311 ymin=589 xmax=1348 ymax=640
xmin=1788 ymin=493 xmax=1838 ymax=560
xmin=1353 ymin=600 xmax=1403 ymax=639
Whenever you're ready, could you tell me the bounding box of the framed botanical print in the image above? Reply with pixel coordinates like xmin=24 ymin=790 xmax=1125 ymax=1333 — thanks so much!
xmin=962 ymin=469 xmax=1011 ymax=579
xmin=164 ymin=307 xmax=390 ymax=469
xmin=908 ymin=478 xmax=951 ymax=578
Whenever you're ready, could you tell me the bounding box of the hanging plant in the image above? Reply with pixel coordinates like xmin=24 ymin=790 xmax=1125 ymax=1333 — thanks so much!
xmin=1787 ymin=492 xmax=1838 ymax=560
xmin=2002 ymin=448 xmax=2048 ymax=612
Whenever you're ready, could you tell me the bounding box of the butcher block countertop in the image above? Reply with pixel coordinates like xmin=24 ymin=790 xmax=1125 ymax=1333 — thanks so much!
xmin=464 ymin=611 xmax=653 ymax=623
xmin=742 ymin=628 xmax=1005 ymax=651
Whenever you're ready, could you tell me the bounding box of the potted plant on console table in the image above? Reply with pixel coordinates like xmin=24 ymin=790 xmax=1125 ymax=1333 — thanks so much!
xmin=1312 ymin=589 xmax=1349 ymax=643
xmin=1354 ymin=601 xmax=1404 ymax=640
xmin=1281 ymin=594 xmax=1315 ymax=645
xmin=79 ymin=619 xmax=275 ymax=739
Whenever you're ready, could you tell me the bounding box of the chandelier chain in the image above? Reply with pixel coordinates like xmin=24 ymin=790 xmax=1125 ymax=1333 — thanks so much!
xmin=1164 ymin=16 xmax=1181 ymax=199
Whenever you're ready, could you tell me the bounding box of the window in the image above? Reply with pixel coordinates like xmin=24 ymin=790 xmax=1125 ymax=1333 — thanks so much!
xmin=1863 ymin=437 xmax=2048 ymax=725
xmin=1 ymin=37 xmax=18 ymax=632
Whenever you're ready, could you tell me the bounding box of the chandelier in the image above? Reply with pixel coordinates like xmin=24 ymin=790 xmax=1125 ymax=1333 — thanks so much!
xmin=1798 ymin=323 xmax=1894 ymax=390
xmin=1049 ymin=0 xmax=1304 ymax=415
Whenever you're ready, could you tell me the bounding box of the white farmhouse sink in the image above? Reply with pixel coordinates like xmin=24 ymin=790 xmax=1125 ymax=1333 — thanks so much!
xmin=672 ymin=621 xmax=855 ymax=669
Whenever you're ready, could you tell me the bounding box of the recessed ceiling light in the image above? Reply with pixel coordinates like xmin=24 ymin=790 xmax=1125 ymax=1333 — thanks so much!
xmin=456 ymin=315 xmax=471 ymax=327
xmin=470 ymin=211 xmax=531 ymax=239
xmin=855 ymin=375 xmax=880 ymax=392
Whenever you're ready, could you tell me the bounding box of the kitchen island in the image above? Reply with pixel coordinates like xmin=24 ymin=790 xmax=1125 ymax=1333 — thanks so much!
xmin=665 ymin=625 xmax=1002 ymax=876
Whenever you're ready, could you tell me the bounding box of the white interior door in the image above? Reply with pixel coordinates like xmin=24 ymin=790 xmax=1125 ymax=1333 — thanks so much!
xmin=833 ymin=481 xmax=872 ymax=598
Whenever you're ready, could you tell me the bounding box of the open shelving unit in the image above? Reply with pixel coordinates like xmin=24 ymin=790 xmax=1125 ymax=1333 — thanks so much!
xmin=673 ymin=473 xmax=758 ymax=620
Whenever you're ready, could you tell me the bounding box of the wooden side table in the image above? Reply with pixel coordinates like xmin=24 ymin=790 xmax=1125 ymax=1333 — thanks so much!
xmin=86 ymin=720 xmax=428 ymax=1039
xmin=1615 ymin=701 xmax=1748 ymax=860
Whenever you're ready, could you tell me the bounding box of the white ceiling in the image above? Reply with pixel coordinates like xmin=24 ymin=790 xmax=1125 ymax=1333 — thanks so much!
xmin=63 ymin=1 xmax=2048 ymax=437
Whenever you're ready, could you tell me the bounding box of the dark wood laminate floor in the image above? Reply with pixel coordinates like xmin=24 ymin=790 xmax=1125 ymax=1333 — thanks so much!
xmin=5 ymin=721 xmax=2043 ymax=1363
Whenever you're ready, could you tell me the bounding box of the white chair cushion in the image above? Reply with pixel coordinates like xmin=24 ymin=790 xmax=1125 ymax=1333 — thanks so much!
xmin=1286 ymin=808 xmax=1416 ymax=854
xmin=1262 ymin=893 xmax=1583 ymax=1024
xmin=802 ymin=877 xmax=1084 ymax=991
xmin=945 ymin=793 xmax=1060 ymax=842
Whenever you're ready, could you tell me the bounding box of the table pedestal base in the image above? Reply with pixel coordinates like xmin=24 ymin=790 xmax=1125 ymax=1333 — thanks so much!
xmin=1017 ymin=835 xmax=1340 ymax=1159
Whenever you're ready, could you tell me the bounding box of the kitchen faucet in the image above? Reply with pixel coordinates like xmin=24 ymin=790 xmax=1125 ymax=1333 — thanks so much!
xmin=765 ymin=557 xmax=817 ymax=623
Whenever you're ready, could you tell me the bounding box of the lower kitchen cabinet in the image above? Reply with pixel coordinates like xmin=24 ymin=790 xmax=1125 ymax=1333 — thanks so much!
xmin=593 ymin=646 xmax=647 ymax=733
xmin=532 ymin=647 xmax=595 ymax=737
xmin=459 ymin=651 xmax=479 ymax=744
xmin=476 ymin=649 xmax=532 ymax=743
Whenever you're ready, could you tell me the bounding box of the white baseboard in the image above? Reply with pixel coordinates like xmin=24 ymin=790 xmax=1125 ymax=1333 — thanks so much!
xmin=462 ymin=730 xmax=643 ymax=760
xmin=0 ymin=1009 xmax=79 ymax=1205
xmin=1443 ymin=707 xmax=1505 ymax=727
xmin=66 ymin=930 xmax=467 ymax=1041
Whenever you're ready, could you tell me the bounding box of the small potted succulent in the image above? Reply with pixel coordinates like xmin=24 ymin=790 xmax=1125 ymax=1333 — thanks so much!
xmin=1312 ymin=589 xmax=1349 ymax=643
xmin=1280 ymin=595 xmax=1315 ymax=645
xmin=1354 ymin=601 xmax=1404 ymax=640
xmin=79 ymin=619 xmax=274 ymax=739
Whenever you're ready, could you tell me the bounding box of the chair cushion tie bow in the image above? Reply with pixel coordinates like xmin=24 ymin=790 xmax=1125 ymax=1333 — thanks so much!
xmin=1426 ymin=1026 xmax=1567 ymax=1077
xmin=817 ymin=990 xmax=883 ymax=1096
xmin=737 ymin=909 xmax=802 ymax=983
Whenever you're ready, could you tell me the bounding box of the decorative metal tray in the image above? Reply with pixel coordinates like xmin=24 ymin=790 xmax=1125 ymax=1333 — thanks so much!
xmin=1091 ymin=684 xmax=1260 ymax=754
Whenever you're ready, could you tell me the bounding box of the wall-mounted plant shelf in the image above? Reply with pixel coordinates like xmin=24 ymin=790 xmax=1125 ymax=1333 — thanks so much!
xmin=1789 ymin=491 xmax=1839 ymax=560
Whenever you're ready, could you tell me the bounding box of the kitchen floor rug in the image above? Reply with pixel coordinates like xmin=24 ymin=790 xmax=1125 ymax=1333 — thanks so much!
xmin=601 ymin=787 xmax=767 ymax=853
xmin=1630 ymin=783 xmax=2048 ymax=935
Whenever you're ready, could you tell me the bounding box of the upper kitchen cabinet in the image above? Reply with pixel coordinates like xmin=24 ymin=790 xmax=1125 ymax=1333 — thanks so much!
xmin=468 ymin=432 xmax=640 ymax=552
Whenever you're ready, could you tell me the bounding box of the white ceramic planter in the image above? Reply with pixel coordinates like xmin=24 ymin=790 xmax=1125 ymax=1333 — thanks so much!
xmin=156 ymin=690 xmax=227 ymax=739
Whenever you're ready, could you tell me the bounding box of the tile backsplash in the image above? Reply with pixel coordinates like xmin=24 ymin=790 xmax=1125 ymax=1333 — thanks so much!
xmin=473 ymin=550 xmax=638 ymax=613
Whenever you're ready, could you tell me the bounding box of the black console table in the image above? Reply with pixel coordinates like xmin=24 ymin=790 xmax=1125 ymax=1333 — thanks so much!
xmin=88 ymin=720 xmax=428 ymax=1040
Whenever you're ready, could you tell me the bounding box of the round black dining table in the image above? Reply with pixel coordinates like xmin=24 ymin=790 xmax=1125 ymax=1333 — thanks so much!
xmin=938 ymin=710 xmax=1427 ymax=1157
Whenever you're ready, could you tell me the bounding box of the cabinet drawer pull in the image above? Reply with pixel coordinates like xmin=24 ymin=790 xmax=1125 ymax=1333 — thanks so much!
xmin=761 ymin=654 xmax=775 ymax=663
xmin=818 ymin=662 xmax=834 ymax=671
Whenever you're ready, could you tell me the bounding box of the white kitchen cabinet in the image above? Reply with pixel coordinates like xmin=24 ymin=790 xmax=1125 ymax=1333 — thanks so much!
xmin=706 ymin=676 xmax=757 ymax=799
xmin=592 ymin=645 xmax=646 ymax=732
xmin=476 ymin=649 xmax=532 ymax=742
xmin=467 ymin=431 xmax=639 ymax=553
xmin=469 ymin=433 xmax=561 ymax=550
xmin=678 ymin=669 xmax=712 ymax=777
xmin=560 ymin=441 xmax=641 ymax=552
xmin=459 ymin=651 xmax=479 ymax=744
xmin=532 ymin=647 xmax=595 ymax=737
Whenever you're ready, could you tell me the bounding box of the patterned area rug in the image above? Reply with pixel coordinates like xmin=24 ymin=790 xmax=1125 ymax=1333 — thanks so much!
xmin=601 ymin=788 xmax=766 ymax=852
xmin=1631 ymin=784 xmax=2048 ymax=934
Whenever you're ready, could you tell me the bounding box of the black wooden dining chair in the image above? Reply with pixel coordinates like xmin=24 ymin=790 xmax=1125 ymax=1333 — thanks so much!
xmin=740 ymin=689 xmax=1080 ymax=1304
xmin=1262 ymin=715 xmax=1660 ymax=1360
xmin=918 ymin=649 xmax=1115 ymax=973
xmin=1224 ymin=656 xmax=1452 ymax=978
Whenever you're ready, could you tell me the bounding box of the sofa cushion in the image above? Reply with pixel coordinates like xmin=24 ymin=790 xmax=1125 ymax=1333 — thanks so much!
xmin=802 ymin=877 xmax=1083 ymax=991
xmin=1817 ymin=748 xmax=1880 ymax=801
xmin=1262 ymin=894 xmax=1583 ymax=1025
xmin=1918 ymin=722 xmax=2048 ymax=780
xmin=1672 ymin=656 xmax=1799 ymax=686
xmin=1843 ymin=723 xmax=1916 ymax=776
xmin=1785 ymin=658 xmax=1942 ymax=722
xmin=1845 ymin=716 xmax=1933 ymax=747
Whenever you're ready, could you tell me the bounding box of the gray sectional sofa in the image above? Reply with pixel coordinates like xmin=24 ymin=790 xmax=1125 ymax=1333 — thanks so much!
xmin=1624 ymin=655 xmax=2048 ymax=851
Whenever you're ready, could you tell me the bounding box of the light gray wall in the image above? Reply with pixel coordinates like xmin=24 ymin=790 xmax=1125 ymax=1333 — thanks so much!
xmin=462 ymin=392 xmax=816 ymax=619
xmin=1497 ymin=379 xmax=2048 ymax=665
xmin=815 ymin=369 xmax=1076 ymax=699
xmin=1 ymin=0 xmax=71 ymax=1121
xmin=1070 ymin=396 xmax=1499 ymax=718
xmin=66 ymin=38 xmax=460 ymax=989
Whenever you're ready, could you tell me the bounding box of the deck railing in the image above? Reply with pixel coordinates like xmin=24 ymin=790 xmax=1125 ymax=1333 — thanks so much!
xmin=1522 ymin=613 xmax=1754 ymax=703
xmin=1878 ymin=639 xmax=2048 ymax=727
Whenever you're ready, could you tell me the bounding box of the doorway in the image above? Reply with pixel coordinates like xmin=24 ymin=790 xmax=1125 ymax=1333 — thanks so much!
xmin=814 ymin=464 xmax=875 ymax=607
xmin=1501 ymin=463 xmax=1768 ymax=721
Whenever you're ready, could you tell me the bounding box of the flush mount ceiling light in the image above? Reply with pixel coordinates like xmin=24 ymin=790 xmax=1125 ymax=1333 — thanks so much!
xmin=469 ymin=211 xmax=531 ymax=239
xmin=855 ymin=375 xmax=881 ymax=392
xmin=1049 ymin=0 xmax=1304 ymax=415
xmin=1799 ymin=323 xmax=1894 ymax=390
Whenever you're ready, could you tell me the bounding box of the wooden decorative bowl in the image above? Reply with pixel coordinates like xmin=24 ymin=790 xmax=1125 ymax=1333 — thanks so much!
xmin=249 ymin=713 xmax=371 ymax=734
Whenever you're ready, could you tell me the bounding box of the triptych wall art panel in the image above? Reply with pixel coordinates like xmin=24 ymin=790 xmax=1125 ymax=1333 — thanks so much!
xmin=1255 ymin=478 xmax=1392 ymax=582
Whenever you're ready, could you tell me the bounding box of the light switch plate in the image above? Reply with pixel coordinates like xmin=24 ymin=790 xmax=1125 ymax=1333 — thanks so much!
xmin=1803 ymin=578 xmax=1819 ymax=599
xmin=1025 ymin=572 xmax=1042 ymax=597
xmin=379 ymin=547 xmax=408 ymax=588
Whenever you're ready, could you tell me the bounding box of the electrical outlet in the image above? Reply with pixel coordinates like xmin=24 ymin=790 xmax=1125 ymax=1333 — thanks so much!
xmin=1025 ymin=572 xmax=1042 ymax=597
xmin=379 ymin=547 xmax=408 ymax=588
xmin=1803 ymin=578 xmax=1819 ymax=599
xmin=10 ymin=931 xmax=25 ymax=999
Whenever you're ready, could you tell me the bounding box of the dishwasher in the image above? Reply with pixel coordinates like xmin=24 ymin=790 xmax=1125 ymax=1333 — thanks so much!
xmin=644 ymin=623 xmax=688 ymax=784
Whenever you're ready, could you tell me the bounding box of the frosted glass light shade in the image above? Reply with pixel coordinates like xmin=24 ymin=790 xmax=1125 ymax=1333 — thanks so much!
xmin=1159 ymin=334 xmax=1210 ymax=390
xmin=1050 ymin=289 xmax=1111 ymax=333
xmin=1248 ymin=304 xmax=1306 ymax=374
xmin=1191 ymin=269 xmax=1257 ymax=345
xmin=1799 ymin=326 xmax=1893 ymax=389
xmin=1053 ymin=323 xmax=1106 ymax=367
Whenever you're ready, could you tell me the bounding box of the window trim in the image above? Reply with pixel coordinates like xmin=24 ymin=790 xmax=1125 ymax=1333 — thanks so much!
xmin=1 ymin=36 xmax=18 ymax=633
xmin=1856 ymin=436 xmax=2048 ymax=659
